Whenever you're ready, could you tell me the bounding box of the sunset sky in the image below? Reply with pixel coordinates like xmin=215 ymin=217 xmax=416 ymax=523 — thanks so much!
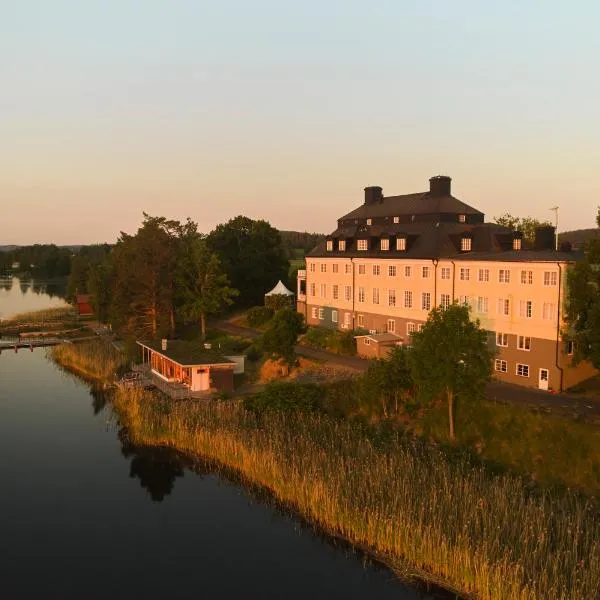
xmin=2 ymin=1 xmax=599 ymax=245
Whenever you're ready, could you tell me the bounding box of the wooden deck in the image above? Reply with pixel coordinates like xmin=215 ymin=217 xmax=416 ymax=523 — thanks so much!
xmin=124 ymin=364 xmax=211 ymax=400
xmin=0 ymin=336 xmax=64 ymax=351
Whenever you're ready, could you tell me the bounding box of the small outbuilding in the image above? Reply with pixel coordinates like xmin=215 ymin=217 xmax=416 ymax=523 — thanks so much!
xmin=354 ymin=332 xmax=404 ymax=359
xmin=264 ymin=280 xmax=295 ymax=309
xmin=137 ymin=339 xmax=236 ymax=396
xmin=75 ymin=294 xmax=94 ymax=317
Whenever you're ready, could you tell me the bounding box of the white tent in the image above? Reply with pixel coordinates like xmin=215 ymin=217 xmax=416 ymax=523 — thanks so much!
xmin=265 ymin=280 xmax=294 ymax=296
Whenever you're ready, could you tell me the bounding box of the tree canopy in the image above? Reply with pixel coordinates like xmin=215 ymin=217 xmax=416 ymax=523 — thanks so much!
xmin=493 ymin=213 xmax=552 ymax=245
xmin=207 ymin=216 xmax=288 ymax=307
xmin=410 ymin=303 xmax=493 ymax=440
xmin=260 ymin=308 xmax=305 ymax=367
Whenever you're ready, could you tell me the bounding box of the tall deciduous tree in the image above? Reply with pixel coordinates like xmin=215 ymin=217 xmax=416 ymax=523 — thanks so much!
xmin=260 ymin=308 xmax=305 ymax=368
xmin=493 ymin=213 xmax=552 ymax=245
xmin=410 ymin=303 xmax=493 ymax=440
xmin=207 ymin=216 xmax=288 ymax=307
xmin=176 ymin=236 xmax=238 ymax=340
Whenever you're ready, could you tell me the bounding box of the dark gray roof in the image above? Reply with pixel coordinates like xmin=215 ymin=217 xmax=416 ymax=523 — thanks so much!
xmin=137 ymin=340 xmax=234 ymax=366
xmin=340 ymin=191 xmax=483 ymax=221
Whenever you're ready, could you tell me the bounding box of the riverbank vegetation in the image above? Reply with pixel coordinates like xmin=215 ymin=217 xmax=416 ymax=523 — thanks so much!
xmin=51 ymin=340 xmax=127 ymax=382
xmin=113 ymin=386 xmax=600 ymax=600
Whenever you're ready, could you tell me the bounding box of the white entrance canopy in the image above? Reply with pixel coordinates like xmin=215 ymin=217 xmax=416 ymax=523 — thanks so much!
xmin=265 ymin=280 xmax=294 ymax=296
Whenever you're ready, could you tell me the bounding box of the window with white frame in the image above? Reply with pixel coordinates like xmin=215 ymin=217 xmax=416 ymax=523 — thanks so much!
xmin=404 ymin=265 xmax=412 ymax=278
xmin=364 ymin=337 xmax=371 ymax=346
xmin=397 ymin=237 xmax=406 ymax=251
xmin=441 ymin=267 xmax=451 ymax=280
xmin=518 ymin=335 xmax=531 ymax=351
xmin=404 ymin=290 xmax=413 ymax=308
xmin=388 ymin=265 xmax=396 ymax=277
xmin=386 ymin=319 xmax=396 ymax=333
xmin=358 ymin=264 xmax=366 ymax=275
xmin=372 ymin=288 xmax=380 ymax=304
xmin=393 ymin=216 xmax=400 ymax=224
xmin=338 ymin=240 xmax=346 ymax=251
xmin=422 ymin=266 xmax=430 ymax=278
xmin=544 ymin=271 xmax=558 ymax=286
xmin=461 ymin=237 xmax=472 ymax=251
xmin=496 ymin=332 xmax=508 ymax=347
xmin=318 ymin=308 xmax=324 ymax=320
xmin=332 ymin=285 xmax=339 ymax=300
xmin=344 ymin=312 xmax=352 ymax=328
xmin=460 ymin=267 xmax=470 ymax=281
xmin=519 ymin=300 xmax=533 ymax=319
xmin=497 ymin=298 xmax=510 ymax=316
xmin=372 ymin=264 xmax=380 ymax=276
xmin=357 ymin=314 xmax=364 ymax=326
xmin=332 ymin=310 xmax=338 ymax=323
xmin=459 ymin=295 xmax=469 ymax=305
xmin=310 ymin=263 xmax=315 ymax=272
xmin=477 ymin=296 xmax=488 ymax=314
xmin=478 ymin=268 xmax=489 ymax=282
xmin=495 ymin=359 xmax=507 ymax=372
xmin=358 ymin=287 xmax=365 ymax=303
xmin=513 ymin=238 xmax=522 ymax=250
xmin=357 ymin=239 xmax=368 ymax=251
xmin=326 ymin=240 xmax=333 ymax=251
xmin=516 ymin=363 xmax=530 ymax=377
xmin=310 ymin=283 xmax=316 ymax=297
xmin=407 ymin=322 xmax=416 ymax=335
xmin=542 ymin=302 xmax=556 ymax=320
xmin=332 ymin=263 xmax=339 ymax=273
xmin=498 ymin=269 xmax=511 ymax=284
xmin=566 ymin=341 xmax=574 ymax=355
xmin=388 ymin=289 xmax=396 ymax=307
xmin=458 ymin=214 xmax=466 ymax=223
xmin=320 ymin=283 xmax=327 ymax=298
xmin=380 ymin=239 xmax=389 ymax=251
xmin=366 ymin=219 xmax=372 ymax=225
xmin=440 ymin=294 xmax=451 ymax=309
xmin=417 ymin=324 xmax=424 ymax=332
xmin=344 ymin=285 xmax=352 ymax=301
xmin=311 ymin=307 xmax=317 ymax=319
xmin=422 ymin=292 xmax=431 ymax=311
xmin=345 ymin=263 xmax=351 ymax=274
xmin=320 ymin=263 xmax=327 ymax=273
xmin=520 ymin=270 xmax=533 ymax=285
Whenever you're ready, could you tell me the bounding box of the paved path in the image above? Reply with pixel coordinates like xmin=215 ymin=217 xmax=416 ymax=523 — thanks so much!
xmin=214 ymin=320 xmax=600 ymax=421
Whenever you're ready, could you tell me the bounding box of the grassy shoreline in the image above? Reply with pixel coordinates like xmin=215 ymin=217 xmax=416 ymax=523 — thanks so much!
xmin=111 ymin=386 xmax=600 ymax=600
xmin=50 ymin=341 xmax=600 ymax=598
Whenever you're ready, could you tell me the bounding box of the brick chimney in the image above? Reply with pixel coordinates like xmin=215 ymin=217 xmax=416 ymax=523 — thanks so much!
xmin=429 ymin=175 xmax=451 ymax=196
xmin=364 ymin=186 xmax=383 ymax=205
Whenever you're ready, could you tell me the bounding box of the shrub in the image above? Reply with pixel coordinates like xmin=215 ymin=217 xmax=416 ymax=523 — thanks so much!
xmin=265 ymin=294 xmax=294 ymax=311
xmin=246 ymin=306 xmax=274 ymax=327
xmin=303 ymin=327 xmax=357 ymax=356
xmin=303 ymin=326 xmax=332 ymax=349
xmin=244 ymin=381 xmax=324 ymax=415
xmin=245 ymin=344 xmax=262 ymax=362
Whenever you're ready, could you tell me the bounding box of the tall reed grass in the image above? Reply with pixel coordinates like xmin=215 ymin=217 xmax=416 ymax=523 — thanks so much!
xmin=3 ymin=306 xmax=75 ymax=324
xmin=51 ymin=339 xmax=128 ymax=381
xmin=113 ymin=387 xmax=600 ymax=600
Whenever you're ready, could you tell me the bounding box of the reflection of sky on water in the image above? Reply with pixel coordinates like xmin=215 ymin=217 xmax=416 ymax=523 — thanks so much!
xmin=0 ymin=277 xmax=68 ymax=320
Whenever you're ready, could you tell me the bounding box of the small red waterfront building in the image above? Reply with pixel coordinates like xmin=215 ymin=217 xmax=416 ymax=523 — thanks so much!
xmin=75 ymin=294 xmax=94 ymax=317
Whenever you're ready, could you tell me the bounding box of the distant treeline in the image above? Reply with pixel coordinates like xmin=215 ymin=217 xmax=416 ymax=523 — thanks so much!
xmin=279 ymin=230 xmax=325 ymax=258
xmin=0 ymin=244 xmax=74 ymax=278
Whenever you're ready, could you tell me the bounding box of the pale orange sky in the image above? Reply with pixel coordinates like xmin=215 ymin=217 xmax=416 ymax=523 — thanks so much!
xmin=2 ymin=2 xmax=599 ymax=244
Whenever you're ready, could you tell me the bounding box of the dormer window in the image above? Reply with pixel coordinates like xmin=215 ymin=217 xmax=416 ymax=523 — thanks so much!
xmin=326 ymin=240 xmax=333 ymax=251
xmin=393 ymin=217 xmax=399 ymax=224
xmin=380 ymin=238 xmax=389 ymax=251
xmin=338 ymin=240 xmax=346 ymax=251
xmin=461 ymin=237 xmax=472 ymax=252
xmin=366 ymin=218 xmax=372 ymax=225
xmin=396 ymin=237 xmax=406 ymax=251
xmin=357 ymin=239 xmax=368 ymax=251
xmin=458 ymin=214 xmax=466 ymax=223
xmin=513 ymin=238 xmax=522 ymax=251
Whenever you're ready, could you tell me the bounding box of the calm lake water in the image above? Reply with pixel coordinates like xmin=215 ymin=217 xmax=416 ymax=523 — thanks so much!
xmin=0 ymin=276 xmax=68 ymax=320
xmin=0 ymin=285 xmax=434 ymax=599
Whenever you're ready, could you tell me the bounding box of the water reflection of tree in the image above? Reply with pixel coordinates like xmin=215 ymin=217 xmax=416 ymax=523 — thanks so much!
xmin=0 ymin=278 xmax=12 ymax=291
xmin=90 ymin=386 xmax=110 ymax=415
xmin=118 ymin=428 xmax=186 ymax=502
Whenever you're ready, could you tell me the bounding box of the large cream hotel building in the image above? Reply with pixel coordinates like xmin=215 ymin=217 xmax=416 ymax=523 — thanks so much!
xmin=297 ymin=176 xmax=595 ymax=391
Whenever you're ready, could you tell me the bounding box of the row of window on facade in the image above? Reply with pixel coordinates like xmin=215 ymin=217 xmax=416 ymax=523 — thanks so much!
xmin=494 ymin=360 xmax=533 ymax=377
xmin=326 ymin=236 xmax=522 ymax=253
xmin=495 ymin=333 xmax=574 ymax=355
xmin=309 ymin=284 xmax=557 ymax=319
xmin=310 ymin=263 xmax=558 ymax=286
xmin=309 ymin=307 xmax=423 ymax=335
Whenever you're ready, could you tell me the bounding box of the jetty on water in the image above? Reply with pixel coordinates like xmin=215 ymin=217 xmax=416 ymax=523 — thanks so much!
xmin=0 ymin=336 xmax=65 ymax=353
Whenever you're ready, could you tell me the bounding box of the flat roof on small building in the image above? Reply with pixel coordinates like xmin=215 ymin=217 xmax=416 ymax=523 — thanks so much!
xmin=354 ymin=332 xmax=403 ymax=344
xmin=137 ymin=340 xmax=235 ymax=367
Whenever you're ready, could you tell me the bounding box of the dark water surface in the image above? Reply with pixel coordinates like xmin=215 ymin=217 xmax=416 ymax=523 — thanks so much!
xmin=0 ymin=349 xmax=434 ymax=600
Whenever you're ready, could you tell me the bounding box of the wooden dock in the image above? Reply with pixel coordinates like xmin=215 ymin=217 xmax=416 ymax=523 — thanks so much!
xmin=0 ymin=336 xmax=64 ymax=352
